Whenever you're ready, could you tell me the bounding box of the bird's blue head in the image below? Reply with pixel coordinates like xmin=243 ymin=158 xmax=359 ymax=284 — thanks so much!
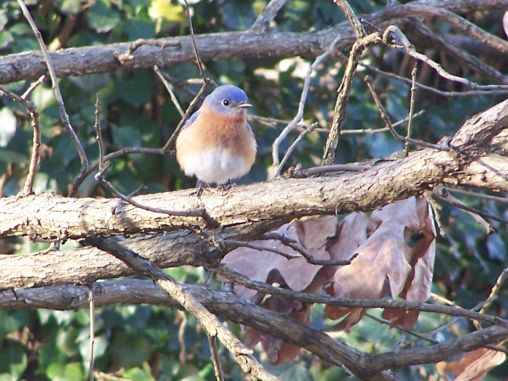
xmin=204 ymin=85 xmax=251 ymax=117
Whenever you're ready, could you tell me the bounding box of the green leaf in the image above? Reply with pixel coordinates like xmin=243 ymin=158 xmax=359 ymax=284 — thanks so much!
xmin=86 ymin=1 xmax=121 ymax=33
xmin=110 ymin=334 xmax=152 ymax=368
xmin=46 ymin=362 xmax=84 ymax=381
xmin=122 ymin=18 xmax=155 ymax=40
xmin=55 ymin=0 xmax=82 ymax=14
xmin=112 ymin=125 xmax=143 ymax=147
xmin=0 ymin=342 xmax=27 ymax=379
xmin=116 ymin=72 xmax=153 ymax=107
xmin=0 ymin=149 xmax=27 ymax=164
xmin=222 ymin=1 xmax=256 ymax=30
xmin=122 ymin=366 xmax=156 ymax=381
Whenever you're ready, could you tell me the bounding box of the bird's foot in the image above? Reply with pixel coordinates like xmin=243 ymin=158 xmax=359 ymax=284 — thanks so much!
xmin=190 ymin=180 xmax=213 ymax=197
xmin=217 ymin=180 xmax=235 ymax=195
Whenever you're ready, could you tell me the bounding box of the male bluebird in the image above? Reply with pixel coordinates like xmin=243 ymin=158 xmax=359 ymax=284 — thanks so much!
xmin=175 ymin=85 xmax=257 ymax=189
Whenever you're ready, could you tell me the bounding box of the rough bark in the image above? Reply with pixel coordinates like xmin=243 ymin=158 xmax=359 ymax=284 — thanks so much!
xmin=0 ymin=0 xmax=505 ymax=84
xmin=0 ymin=99 xmax=506 ymax=243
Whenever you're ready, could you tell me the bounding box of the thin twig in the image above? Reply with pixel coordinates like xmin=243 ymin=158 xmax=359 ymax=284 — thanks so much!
xmin=182 ymin=0 xmax=207 ymax=82
xmin=176 ymin=310 xmax=188 ymax=363
xmin=342 ymin=110 xmax=426 ymax=135
xmin=207 ymin=334 xmax=225 ymax=381
xmin=334 ymin=0 xmax=365 ymax=38
xmin=0 ymin=86 xmax=41 ymax=196
xmin=89 ymin=288 xmax=95 ymax=381
xmin=403 ymin=60 xmax=417 ymax=157
xmin=21 ymin=74 xmax=46 ymax=99
xmin=295 ymin=163 xmax=372 ymax=177
xmin=261 ymin=232 xmax=354 ymax=266
xmin=447 ymin=188 xmax=508 ymax=204
xmin=251 ymin=0 xmax=288 ymax=33
xmin=322 ymin=32 xmax=382 ymax=165
xmin=365 ymin=313 xmax=437 ymax=344
xmin=224 ymin=240 xmax=298 ymax=260
xmin=360 ymin=61 xmax=508 ymax=97
xmin=479 ymin=267 xmax=508 ymax=314
xmin=383 ymin=25 xmax=508 ymax=90
xmin=433 ymin=192 xmax=508 ymax=226
xmin=16 ymin=0 xmax=89 ymax=182
xmin=408 ymin=18 xmax=507 ymax=86
xmin=276 ymin=123 xmax=317 ymax=177
xmin=272 ymin=34 xmax=343 ymax=171
xmin=213 ymin=264 xmax=508 ymax=327
xmin=363 ymin=76 xmax=448 ymax=151
xmin=154 ymin=65 xmax=184 ymax=117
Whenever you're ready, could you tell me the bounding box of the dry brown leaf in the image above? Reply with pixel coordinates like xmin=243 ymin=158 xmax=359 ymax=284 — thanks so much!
xmin=220 ymin=197 xmax=436 ymax=363
xmin=220 ymin=216 xmax=339 ymax=363
xmin=326 ymin=197 xmax=436 ymax=330
xmin=221 ymin=216 xmax=338 ymax=299
xmin=436 ymin=346 xmax=507 ymax=381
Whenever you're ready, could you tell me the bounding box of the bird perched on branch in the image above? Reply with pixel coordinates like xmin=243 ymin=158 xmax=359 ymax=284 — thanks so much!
xmin=176 ymin=85 xmax=257 ymax=191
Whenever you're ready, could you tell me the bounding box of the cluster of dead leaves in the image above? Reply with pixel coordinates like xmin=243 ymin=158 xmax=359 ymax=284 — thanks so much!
xmin=221 ymin=196 xmax=436 ymax=363
xmin=220 ymin=196 xmax=506 ymax=378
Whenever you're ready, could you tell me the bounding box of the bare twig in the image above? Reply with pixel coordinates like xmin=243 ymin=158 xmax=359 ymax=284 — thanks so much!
xmin=386 ymin=4 xmax=508 ymax=57
xmin=384 ymin=25 xmax=508 ymax=90
xmin=408 ymin=18 xmax=508 ymax=86
xmin=295 ymin=163 xmax=372 ymax=177
xmin=360 ymin=61 xmax=508 ymax=97
xmin=447 ymin=188 xmax=508 ymax=204
xmin=89 ymin=288 xmax=95 ymax=381
xmin=0 ymin=86 xmax=41 ymax=196
xmin=207 ymin=334 xmax=225 ymax=381
xmin=403 ymin=60 xmax=417 ymax=156
xmin=21 ymin=74 xmax=46 ymax=99
xmin=363 ymin=76 xmax=448 ymax=151
xmin=251 ymin=0 xmax=288 ymax=33
xmin=16 ymin=0 xmax=89 ymax=187
xmin=334 ymin=0 xmax=365 ymax=38
xmin=214 ymin=264 xmax=508 ymax=327
xmin=272 ymin=34 xmax=343 ymax=171
xmin=342 ymin=110 xmax=426 ymax=135
xmin=154 ymin=65 xmax=184 ymax=117
xmin=84 ymin=237 xmax=279 ymax=381
xmin=276 ymin=123 xmax=317 ymax=177
xmin=182 ymin=0 xmax=207 ymax=82
xmin=261 ymin=232 xmax=353 ymax=266
xmin=176 ymin=310 xmax=187 ymax=363
xmin=322 ymin=32 xmax=382 ymax=165
xmin=224 ymin=240 xmax=298 ymax=260
xmin=433 ymin=191 xmax=508 ymax=226
xmin=479 ymin=267 xmax=508 ymax=314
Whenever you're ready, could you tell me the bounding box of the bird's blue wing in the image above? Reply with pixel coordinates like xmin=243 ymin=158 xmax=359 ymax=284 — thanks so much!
xmin=182 ymin=110 xmax=199 ymax=129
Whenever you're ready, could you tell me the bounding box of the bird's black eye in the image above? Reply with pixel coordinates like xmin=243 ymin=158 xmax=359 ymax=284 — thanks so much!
xmin=222 ymin=99 xmax=230 ymax=107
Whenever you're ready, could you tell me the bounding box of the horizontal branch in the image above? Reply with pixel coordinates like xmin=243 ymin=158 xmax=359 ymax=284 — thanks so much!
xmin=0 ymin=0 xmax=504 ymax=83
xmin=2 ymin=279 xmax=507 ymax=379
xmin=0 ymin=99 xmax=506 ymax=243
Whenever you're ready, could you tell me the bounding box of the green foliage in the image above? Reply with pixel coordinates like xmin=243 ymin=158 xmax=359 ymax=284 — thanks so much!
xmin=0 ymin=0 xmax=507 ymax=380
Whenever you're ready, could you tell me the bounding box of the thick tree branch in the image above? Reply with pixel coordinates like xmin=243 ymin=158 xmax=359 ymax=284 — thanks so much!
xmin=0 ymin=99 xmax=506 ymax=241
xmin=0 ymin=0 xmax=505 ymax=84
xmin=2 ymin=279 xmax=507 ymax=380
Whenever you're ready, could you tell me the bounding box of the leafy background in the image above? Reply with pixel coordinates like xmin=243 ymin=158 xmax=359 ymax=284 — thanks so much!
xmin=0 ymin=0 xmax=507 ymax=380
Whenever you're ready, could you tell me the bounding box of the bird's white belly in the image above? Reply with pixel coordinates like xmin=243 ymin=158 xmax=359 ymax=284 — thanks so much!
xmin=180 ymin=148 xmax=249 ymax=184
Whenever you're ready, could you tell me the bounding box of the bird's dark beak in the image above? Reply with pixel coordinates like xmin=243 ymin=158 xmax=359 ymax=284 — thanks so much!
xmin=238 ymin=103 xmax=252 ymax=109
